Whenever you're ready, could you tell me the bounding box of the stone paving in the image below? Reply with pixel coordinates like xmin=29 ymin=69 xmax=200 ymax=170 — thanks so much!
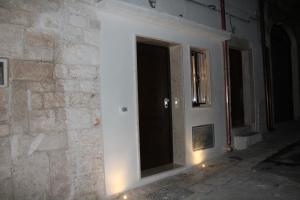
xmin=111 ymin=121 xmax=300 ymax=200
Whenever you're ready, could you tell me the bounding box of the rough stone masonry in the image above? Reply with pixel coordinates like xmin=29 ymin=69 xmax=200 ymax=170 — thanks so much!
xmin=0 ymin=0 xmax=105 ymax=199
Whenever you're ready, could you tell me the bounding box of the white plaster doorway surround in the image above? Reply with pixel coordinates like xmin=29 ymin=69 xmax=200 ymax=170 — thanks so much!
xmin=98 ymin=0 xmax=230 ymax=196
xmin=229 ymin=37 xmax=256 ymax=134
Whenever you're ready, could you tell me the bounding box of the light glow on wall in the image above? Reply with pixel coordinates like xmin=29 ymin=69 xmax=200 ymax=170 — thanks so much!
xmin=108 ymin=170 xmax=128 ymax=195
xmin=192 ymin=150 xmax=206 ymax=165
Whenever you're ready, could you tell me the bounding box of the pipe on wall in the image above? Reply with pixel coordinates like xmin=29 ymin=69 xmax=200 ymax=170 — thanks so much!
xmin=220 ymin=0 xmax=232 ymax=150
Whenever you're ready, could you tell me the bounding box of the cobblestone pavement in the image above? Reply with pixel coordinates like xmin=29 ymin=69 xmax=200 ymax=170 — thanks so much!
xmin=111 ymin=121 xmax=300 ymax=200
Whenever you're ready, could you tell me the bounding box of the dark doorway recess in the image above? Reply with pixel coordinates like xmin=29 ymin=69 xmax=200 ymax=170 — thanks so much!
xmin=137 ymin=42 xmax=173 ymax=174
xmin=229 ymin=48 xmax=245 ymax=127
xmin=271 ymin=26 xmax=294 ymax=123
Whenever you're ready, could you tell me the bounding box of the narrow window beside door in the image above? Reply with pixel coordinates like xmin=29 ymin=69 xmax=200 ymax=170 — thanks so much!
xmin=191 ymin=49 xmax=211 ymax=107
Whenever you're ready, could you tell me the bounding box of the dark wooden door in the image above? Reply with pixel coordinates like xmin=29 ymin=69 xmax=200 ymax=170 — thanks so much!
xmin=137 ymin=42 xmax=173 ymax=171
xmin=271 ymin=26 xmax=294 ymax=123
xmin=229 ymin=48 xmax=245 ymax=127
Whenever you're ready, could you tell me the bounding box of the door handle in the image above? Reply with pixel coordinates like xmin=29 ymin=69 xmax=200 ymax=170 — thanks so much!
xmin=164 ymin=98 xmax=170 ymax=109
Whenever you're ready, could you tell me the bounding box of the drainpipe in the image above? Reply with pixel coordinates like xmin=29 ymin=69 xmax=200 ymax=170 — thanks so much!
xmin=220 ymin=0 xmax=232 ymax=151
xmin=259 ymin=0 xmax=274 ymax=130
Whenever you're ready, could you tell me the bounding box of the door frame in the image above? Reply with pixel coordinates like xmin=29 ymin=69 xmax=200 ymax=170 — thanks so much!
xmin=135 ymin=36 xmax=174 ymax=179
xmin=228 ymin=37 xmax=256 ymax=134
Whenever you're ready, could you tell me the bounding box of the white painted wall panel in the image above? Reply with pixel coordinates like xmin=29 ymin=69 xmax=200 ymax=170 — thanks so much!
xmin=99 ymin=0 xmax=266 ymax=196
xmin=99 ymin=5 xmax=228 ymax=194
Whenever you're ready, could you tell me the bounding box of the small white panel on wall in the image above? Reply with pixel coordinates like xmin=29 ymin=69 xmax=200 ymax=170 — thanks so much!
xmin=0 ymin=58 xmax=8 ymax=87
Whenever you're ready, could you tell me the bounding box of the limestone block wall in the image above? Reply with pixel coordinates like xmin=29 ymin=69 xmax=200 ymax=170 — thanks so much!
xmin=0 ymin=0 xmax=105 ymax=199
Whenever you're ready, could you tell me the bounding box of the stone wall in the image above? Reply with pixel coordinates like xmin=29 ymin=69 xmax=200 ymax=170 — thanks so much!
xmin=0 ymin=0 xmax=105 ymax=199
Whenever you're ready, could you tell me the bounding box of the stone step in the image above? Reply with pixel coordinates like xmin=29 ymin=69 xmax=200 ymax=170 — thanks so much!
xmin=233 ymin=132 xmax=263 ymax=150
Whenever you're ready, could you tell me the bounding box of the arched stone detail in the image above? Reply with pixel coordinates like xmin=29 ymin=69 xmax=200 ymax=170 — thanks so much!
xmin=267 ymin=23 xmax=300 ymax=121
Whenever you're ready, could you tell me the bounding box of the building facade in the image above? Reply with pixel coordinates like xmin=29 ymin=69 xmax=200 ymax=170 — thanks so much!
xmin=0 ymin=0 xmax=298 ymax=199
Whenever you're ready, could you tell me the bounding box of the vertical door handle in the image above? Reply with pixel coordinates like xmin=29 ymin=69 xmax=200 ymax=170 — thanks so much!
xmin=164 ymin=98 xmax=170 ymax=109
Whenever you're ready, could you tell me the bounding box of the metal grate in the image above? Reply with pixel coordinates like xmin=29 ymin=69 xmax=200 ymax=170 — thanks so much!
xmin=192 ymin=124 xmax=214 ymax=151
